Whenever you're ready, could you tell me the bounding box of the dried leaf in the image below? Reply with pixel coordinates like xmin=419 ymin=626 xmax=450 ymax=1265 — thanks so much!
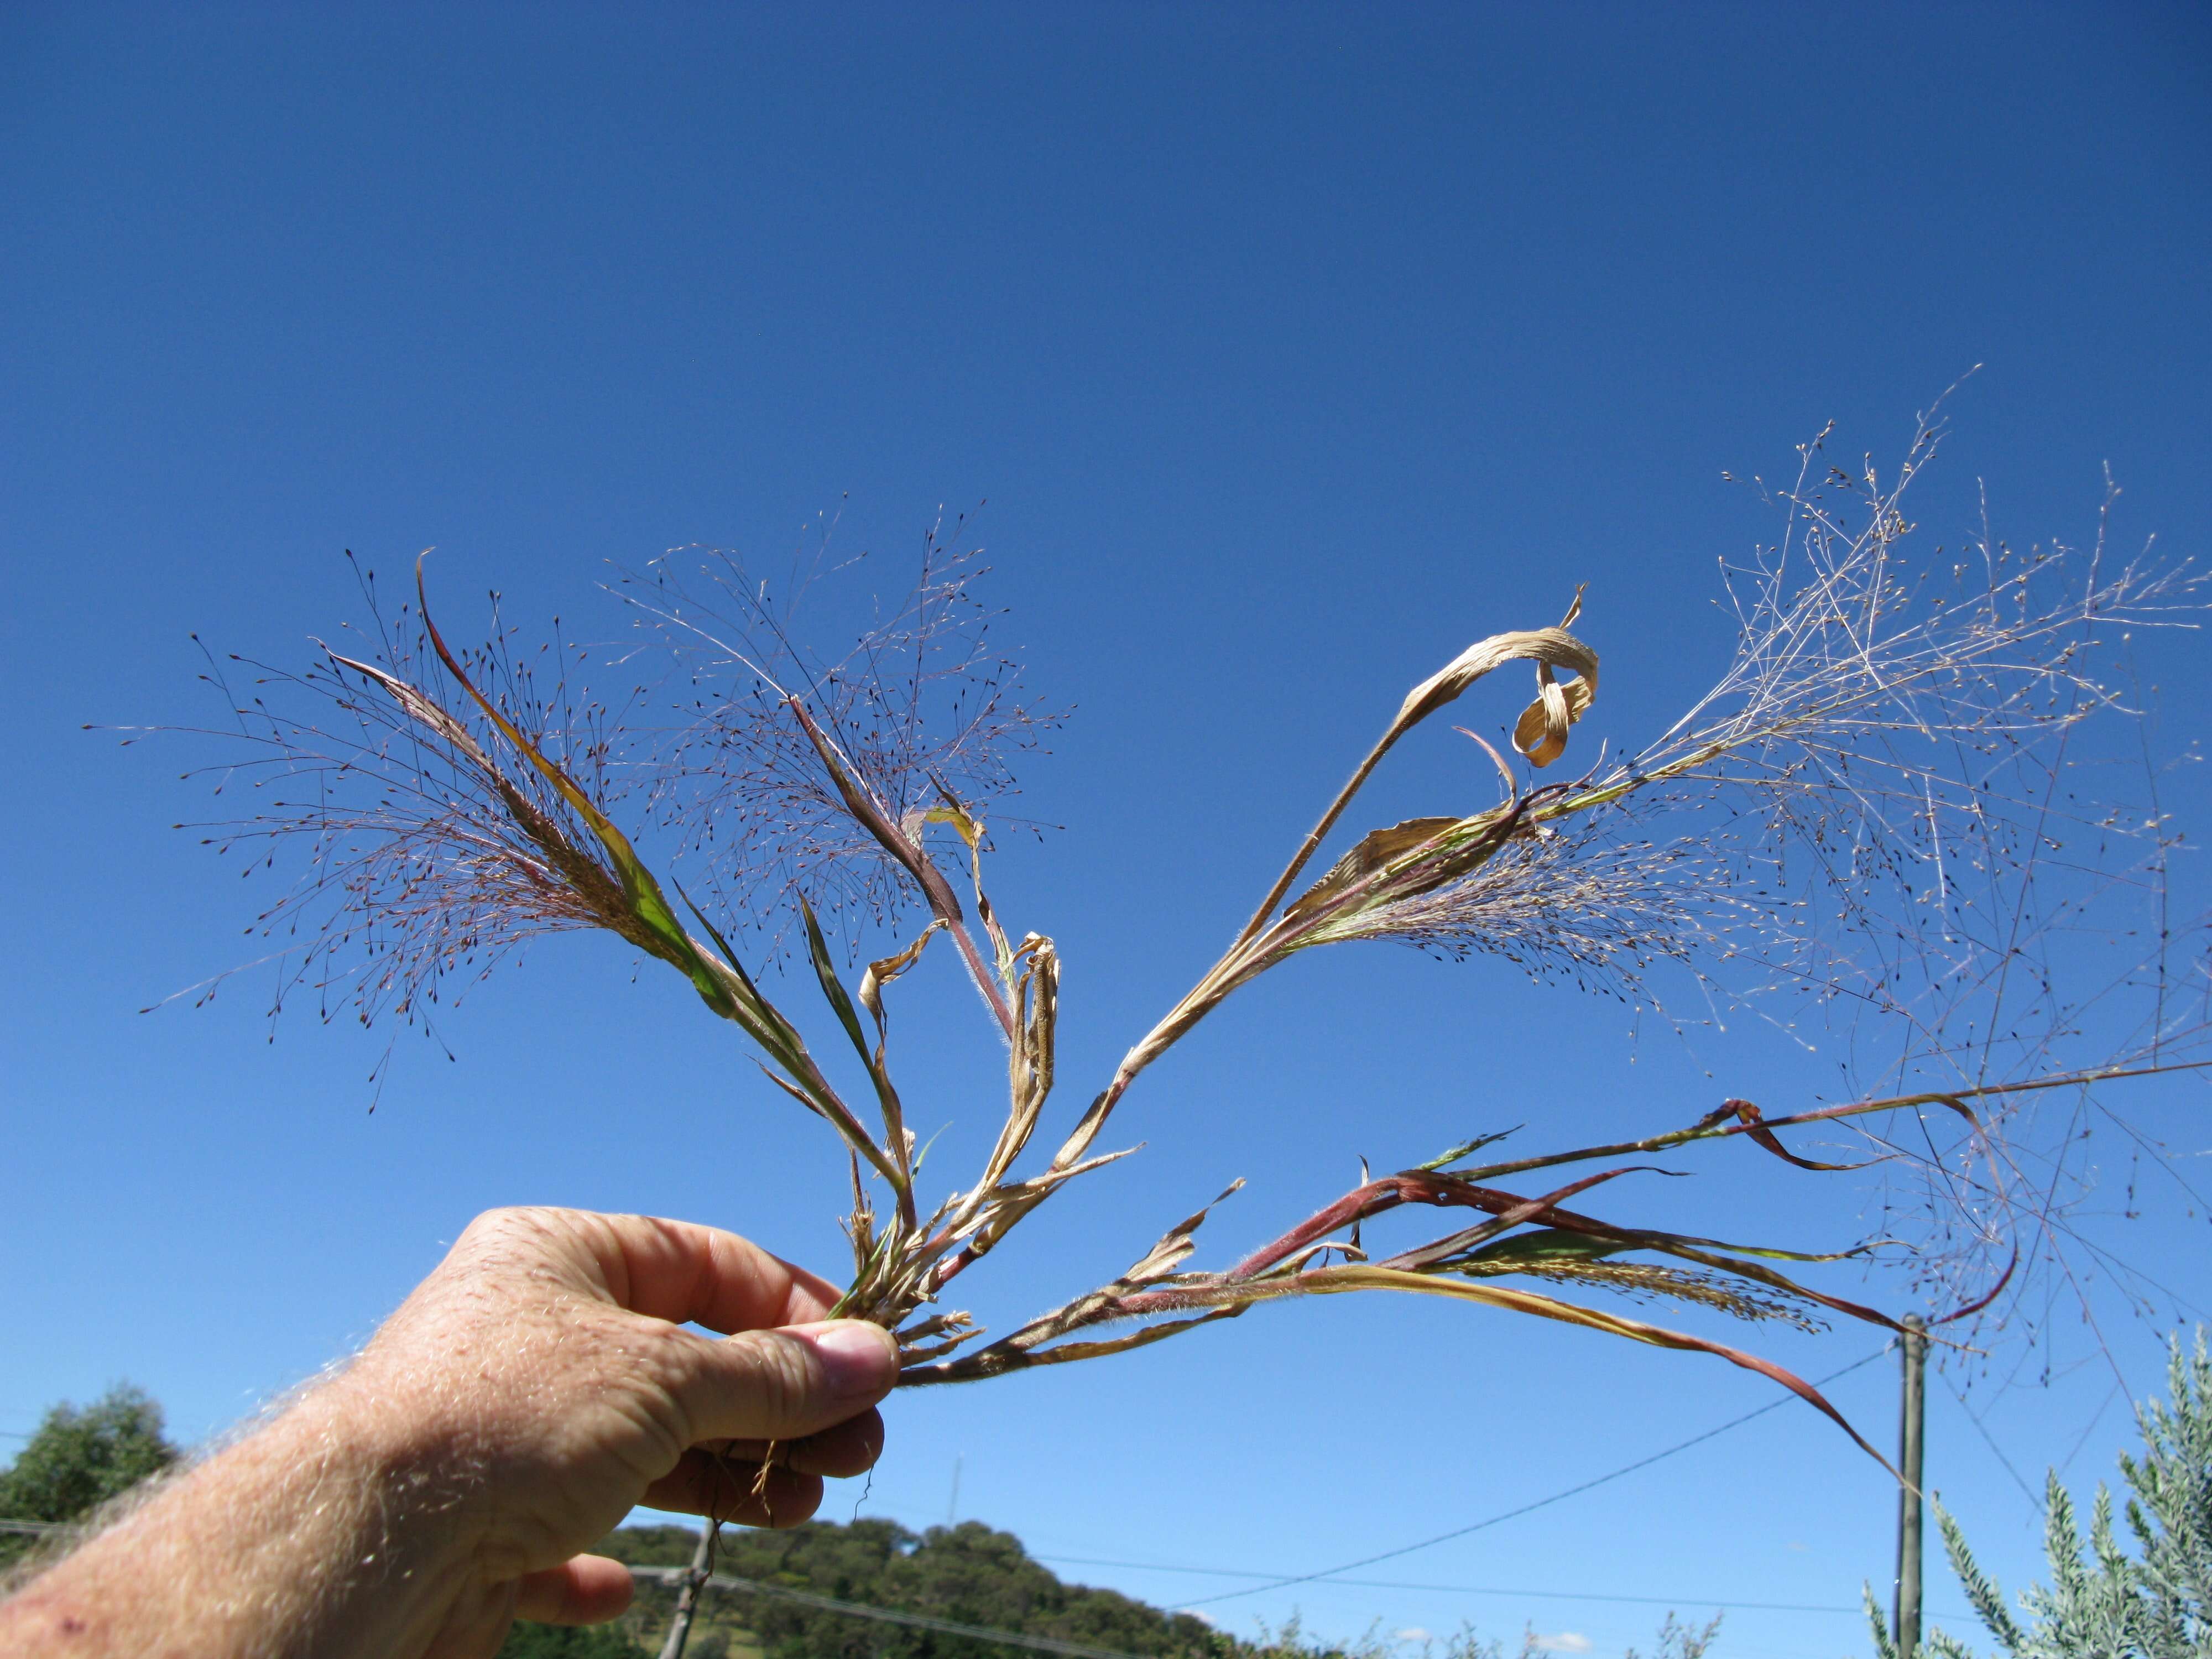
xmin=325 ymin=650 xmax=498 ymax=774
xmin=1283 ymin=817 xmax=1459 ymax=925
xmin=901 ymin=1307 xmax=1246 ymax=1383
xmin=1453 ymin=725 xmax=1521 ymax=799
xmin=1123 ymin=1180 xmax=1246 ymax=1285
xmin=1509 ymin=589 xmax=1597 ymax=768
xmin=1396 ymin=625 xmax=1598 ymax=735
xmin=1707 ymin=1097 xmax=1877 ymax=1172
xmin=858 ymin=921 xmax=948 ymax=1031
xmin=1212 ymin=1264 xmax=1895 ymax=1472
xmin=1510 ymin=664 xmax=1596 ymax=767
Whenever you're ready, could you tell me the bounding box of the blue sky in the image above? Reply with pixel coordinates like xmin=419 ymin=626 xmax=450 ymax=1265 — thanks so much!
xmin=4 ymin=6 xmax=2210 ymax=1657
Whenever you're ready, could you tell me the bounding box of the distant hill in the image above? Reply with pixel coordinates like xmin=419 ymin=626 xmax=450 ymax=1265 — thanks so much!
xmin=555 ymin=1515 xmax=1232 ymax=1659
xmin=509 ymin=1517 xmax=1717 ymax=1659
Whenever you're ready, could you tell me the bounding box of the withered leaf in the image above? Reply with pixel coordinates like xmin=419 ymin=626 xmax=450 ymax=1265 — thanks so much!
xmin=1282 ymin=816 xmax=1460 ymax=925
xmin=1511 ymin=667 xmax=1597 ymax=767
xmin=1396 ymin=626 xmax=1597 ymax=731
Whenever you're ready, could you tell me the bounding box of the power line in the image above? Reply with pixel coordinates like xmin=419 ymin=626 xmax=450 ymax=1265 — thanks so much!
xmin=2 ymin=1516 xmax=1981 ymax=1628
xmin=1938 ymin=1372 xmax=2041 ymax=1507
xmin=1170 ymin=1347 xmax=1891 ymax=1611
xmin=628 ymin=1564 xmax=1152 ymax=1659
xmin=740 ymin=1493 xmax=1963 ymax=1625
xmin=1044 ymin=1556 xmax=1976 ymax=1622
xmin=1038 ymin=1556 xmax=1881 ymax=1616
xmin=0 ymin=1340 xmax=2017 ymax=1645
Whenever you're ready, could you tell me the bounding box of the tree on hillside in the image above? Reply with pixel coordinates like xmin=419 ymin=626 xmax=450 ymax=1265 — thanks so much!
xmin=495 ymin=1622 xmax=640 ymax=1659
xmin=589 ymin=1516 xmax=1719 ymax=1659
xmin=0 ymin=1384 xmax=180 ymax=1568
xmin=1863 ymin=1332 xmax=2212 ymax=1658
xmin=601 ymin=1516 xmax=1227 ymax=1659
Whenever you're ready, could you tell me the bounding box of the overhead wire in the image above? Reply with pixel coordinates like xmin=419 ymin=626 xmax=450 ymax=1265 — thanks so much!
xmin=1938 ymin=1371 xmax=2041 ymax=1506
xmin=1034 ymin=1556 xmax=1891 ymax=1616
xmin=1167 ymin=1347 xmax=1891 ymax=1611
xmin=0 ymin=1340 xmax=2074 ymax=1640
xmin=627 ymin=1563 xmax=1154 ymax=1659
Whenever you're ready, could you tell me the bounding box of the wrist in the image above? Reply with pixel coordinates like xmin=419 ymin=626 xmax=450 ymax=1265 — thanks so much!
xmin=0 ymin=1370 xmax=493 ymax=1659
xmin=289 ymin=1361 xmax=494 ymax=1569
xmin=305 ymin=1347 xmax=540 ymax=1615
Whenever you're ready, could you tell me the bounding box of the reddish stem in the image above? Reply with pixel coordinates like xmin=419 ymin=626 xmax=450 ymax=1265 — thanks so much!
xmin=1224 ymin=1177 xmax=1422 ymax=1280
xmin=1222 ymin=1166 xmax=1645 ymax=1281
xmin=785 ymin=697 xmax=1015 ymax=1040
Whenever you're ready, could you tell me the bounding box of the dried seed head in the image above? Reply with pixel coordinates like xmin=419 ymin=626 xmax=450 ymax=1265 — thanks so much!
xmin=1306 ymin=814 xmax=1730 ymax=1003
xmin=171 ymin=557 xmax=654 ymax=1068
xmin=623 ymin=516 xmax=1060 ymax=946
xmin=1464 ymin=1256 xmax=1828 ymax=1332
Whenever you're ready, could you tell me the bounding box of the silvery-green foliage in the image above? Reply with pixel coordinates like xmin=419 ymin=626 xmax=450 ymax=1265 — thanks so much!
xmin=1623 ymin=1612 xmax=1723 ymax=1659
xmin=1870 ymin=1334 xmax=2212 ymax=1658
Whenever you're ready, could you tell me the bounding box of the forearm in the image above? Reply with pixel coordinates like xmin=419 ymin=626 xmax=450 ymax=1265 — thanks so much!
xmin=0 ymin=1209 xmax=899 ymax=1659
xmin=0 ymin=1371 xmax=492 ymax=1659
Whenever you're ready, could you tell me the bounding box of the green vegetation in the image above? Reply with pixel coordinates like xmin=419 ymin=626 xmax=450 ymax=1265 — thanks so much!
xmin=0 ymin=1384 xmax=1720 ymax=1659
xmin=1864 ymin=1332 xmax=2212 ymax=1658
xmin=0 ymin=1384 xmax=179 ymax=1569
xmin=505 ymin=1517 xmax=1719 ymax=1659
xmin=582 ymin=1517 xmax=1225 ymax=1659
xmin=497 ymin=1622 xmax=645 ymax=1659
xmin=1621 ymin=1615 xmax=1721 ymax=1659
xmin=0 ymin=1386 xmax=1728 ymax=1659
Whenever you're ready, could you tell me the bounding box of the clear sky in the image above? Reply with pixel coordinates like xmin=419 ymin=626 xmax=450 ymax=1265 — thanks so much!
xmin=4 ymin=7 xmax=2210 ymax=1657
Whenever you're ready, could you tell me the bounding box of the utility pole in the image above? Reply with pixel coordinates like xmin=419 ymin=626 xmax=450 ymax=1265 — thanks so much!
xmin=658 ymin=1522 xmax=718 ymax=1659
xmin=1892 ymin=1313 xmax=1927 ymax=1659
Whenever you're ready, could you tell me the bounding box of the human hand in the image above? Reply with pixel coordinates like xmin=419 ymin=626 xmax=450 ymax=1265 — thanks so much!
xmin=337 ymin=1207 xmax=899 ymax=1651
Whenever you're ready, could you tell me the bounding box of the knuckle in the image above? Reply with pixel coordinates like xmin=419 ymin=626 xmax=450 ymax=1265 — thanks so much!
xmin=620 ymin=1318 xmax=709 ymax=1443
xmin=457 ymin=1204 xmax=566 ymax=1259
xmin=636 ymin=1317 xmax=698 ymax=1384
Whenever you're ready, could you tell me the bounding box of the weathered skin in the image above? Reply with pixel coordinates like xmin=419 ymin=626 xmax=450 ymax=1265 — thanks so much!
xmin=0 ymin=1207 xmax=899 ymax=1659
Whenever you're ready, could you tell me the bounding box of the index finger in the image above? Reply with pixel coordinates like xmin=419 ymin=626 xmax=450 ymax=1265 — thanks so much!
xmin=495 ymin=1209 xmax=846 ymax=1333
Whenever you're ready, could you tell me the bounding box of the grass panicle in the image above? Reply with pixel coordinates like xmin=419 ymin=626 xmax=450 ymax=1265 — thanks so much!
xmin=158 ymin=414 xmax=2209 ymax=1465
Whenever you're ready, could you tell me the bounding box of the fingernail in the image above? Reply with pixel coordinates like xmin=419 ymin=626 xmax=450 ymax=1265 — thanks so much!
xmin=795 ymin=1321 xmax=899 ymax=1399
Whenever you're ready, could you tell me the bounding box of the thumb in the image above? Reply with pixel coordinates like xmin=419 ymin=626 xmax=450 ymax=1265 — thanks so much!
xmin=671 ymin=1319 xmax=900 ymax=1444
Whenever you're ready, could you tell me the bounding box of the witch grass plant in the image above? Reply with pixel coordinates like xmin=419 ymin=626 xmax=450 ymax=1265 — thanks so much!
xmin=154 ymin=413 xmax=2209 ymax=1463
